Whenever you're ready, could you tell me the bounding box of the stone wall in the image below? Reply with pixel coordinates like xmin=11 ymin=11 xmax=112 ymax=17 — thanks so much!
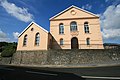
xmin=0 ymin=57 xmax=12 ymax=64
xmin=11 ymin=51 xmax=47 ymax=65
xmin=8 ymin=49 xmax=120 ymax=66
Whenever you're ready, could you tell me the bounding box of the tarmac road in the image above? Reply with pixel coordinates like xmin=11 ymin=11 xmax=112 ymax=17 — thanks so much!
xmin=0 ymin=65 xmax=120 ymax=80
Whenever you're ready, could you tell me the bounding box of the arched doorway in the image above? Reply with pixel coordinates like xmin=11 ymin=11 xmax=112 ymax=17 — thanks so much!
xmin=71 ymin=37 xmax=79 ymax=49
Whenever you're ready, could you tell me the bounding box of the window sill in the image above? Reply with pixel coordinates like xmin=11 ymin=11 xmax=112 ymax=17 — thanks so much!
xmin=87 ymin=45 xmax=91 ymax=47
xmin=70 ymin=31 xmax=78 ymax=32
xmin=34 ymin=45 xmax=40 ymax=46
xmin=23 ymin=45 xmax=27 ymax=47
xmin=59 ymin=34 xmax=65 ymax=35
xmin=85 ymin=33 xmax=91 ymax=34
xmin=60 ymin=45 xmax=64 ymax=47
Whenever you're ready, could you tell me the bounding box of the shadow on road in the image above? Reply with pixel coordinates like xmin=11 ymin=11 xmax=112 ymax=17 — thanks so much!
xmin=0 ymin=66 xmax=85 ymax=80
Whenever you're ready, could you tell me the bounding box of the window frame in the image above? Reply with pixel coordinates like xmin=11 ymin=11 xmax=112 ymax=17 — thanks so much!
xmin=59 ymin=23 xmax=64 ymax=34
xmin=84 ymin=22 xmax=89 ymax=33
xmin=23 ymin=34 xmax=27 ymax=46
xmin=70 ymin=21 xmax=77 ymax=32
xmin=60 ymin=38 xmax=64 ymax=45
xmin=35 ymin=33 xmax=40 ymax=46
xmin=86 ymin=38 xmax=90 ymax=45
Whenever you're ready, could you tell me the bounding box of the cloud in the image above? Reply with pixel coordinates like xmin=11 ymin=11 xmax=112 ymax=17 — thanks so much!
xmin=0 ymin=0 xmax=34 ymax=22
xmin=105 ymin=0 xmax=120 ymax=5
xmin=102 ymin=29 xmax=120 ymax=40
xmin=0 ymin=28 xmax=19 ymax=42
xmin=0 ymin=29 xmax=10 ymax=42
xmin=82 ymin=4 xmax=92 ymax=10
xmin=13 ymin=32 xmax=19 ymax=39
xmin=100 ymin=4 xmax=120 ymax=41
xmin=105 ymin=0 xmax=109 ymax=2
xmin=0 ymin=29 xmax=6 ymax=38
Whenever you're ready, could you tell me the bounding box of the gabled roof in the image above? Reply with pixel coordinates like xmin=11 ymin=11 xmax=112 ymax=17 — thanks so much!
xmin=49 ymin=5 xmax=99 ymax=20
xmin=18 ymin=21 xmax=48 ymax=38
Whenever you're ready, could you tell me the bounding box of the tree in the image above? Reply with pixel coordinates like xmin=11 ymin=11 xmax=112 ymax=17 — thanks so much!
xmin=1 ymin=42 xmax=17 ymax=57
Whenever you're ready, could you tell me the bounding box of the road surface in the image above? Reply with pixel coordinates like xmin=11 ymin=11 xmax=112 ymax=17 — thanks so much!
xmin=0 ymin=65 xmax=120 ymax=80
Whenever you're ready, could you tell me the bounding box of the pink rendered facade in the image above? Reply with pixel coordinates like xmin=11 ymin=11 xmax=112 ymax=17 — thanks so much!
xmin=17 ymin=5 xmax=104 ymax=51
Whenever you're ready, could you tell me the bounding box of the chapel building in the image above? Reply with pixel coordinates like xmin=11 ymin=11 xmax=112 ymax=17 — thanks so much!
xmin=17 ymin=5 xmax=104 ymax=51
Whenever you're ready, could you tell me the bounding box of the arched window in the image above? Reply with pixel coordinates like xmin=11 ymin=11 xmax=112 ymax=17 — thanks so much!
xmin=35 ymin=33 xmax=40 ymax=46
xmin=86 ymin=38 xmax=90 ymax=45
xmin=84 ymin=22 xmax=89 ymax=33
xmin=23 ymin=34 xmax=27 ymax=46
xmin=60 ymin=38 xmax=63 ymax=45
xmin=59 ymin=23 xmax=64 ymax=34
xmin=70 ymin=21 xmax=77 ymax=31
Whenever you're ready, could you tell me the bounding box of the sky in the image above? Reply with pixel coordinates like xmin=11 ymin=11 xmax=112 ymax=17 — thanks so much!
xmin=0 ymin=0 xmax=120 ymax=43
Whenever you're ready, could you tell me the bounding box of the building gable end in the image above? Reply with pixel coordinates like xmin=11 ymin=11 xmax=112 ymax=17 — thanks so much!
xmin=18 ymin=22 xmax=48 ymax=38
xmin=50 ymin=5 xmax=99 ymax=20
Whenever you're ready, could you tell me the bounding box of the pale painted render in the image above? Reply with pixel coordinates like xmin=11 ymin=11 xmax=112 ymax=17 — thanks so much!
xmin=17 ymin=22 xmax=50 ymax=51
xmin=17 ymin=5 xmax=104 ymax=51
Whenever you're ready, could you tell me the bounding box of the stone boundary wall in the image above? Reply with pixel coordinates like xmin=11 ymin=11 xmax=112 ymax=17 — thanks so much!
xmin=0 ymin=49 xmax=120 ymax=66
xmin=0 ymin=57 xmax=12 ymax=64
xmin=8 ymin=49 xmax=120 ymax=65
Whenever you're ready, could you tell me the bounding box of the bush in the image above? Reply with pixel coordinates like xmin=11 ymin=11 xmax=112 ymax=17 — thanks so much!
xmin=0 ymin=42 xmax=8 ymax=52
xmin=1 ymin=45 xmax=16 ymax=57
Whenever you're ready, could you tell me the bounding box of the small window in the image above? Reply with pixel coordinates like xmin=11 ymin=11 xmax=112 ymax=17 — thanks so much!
xmin=35 ymin=33 xmax=40 ymax=46
xmin=23 ymin=35 xmax=27 ymax=46
xmin=86 ymin=38 xmax=90 ymax=45
xmin=84 ymin=22 xmax=89 ymax=33
xmin=59 ymin=23 xmax=64 ymax=34
xmin=70 ymin=21 xmax=77 ymax=31
xmin=60 ymin=38 xmax=63 ymax=45
xmin=31 ymin=28 xmax=34 ymax=31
